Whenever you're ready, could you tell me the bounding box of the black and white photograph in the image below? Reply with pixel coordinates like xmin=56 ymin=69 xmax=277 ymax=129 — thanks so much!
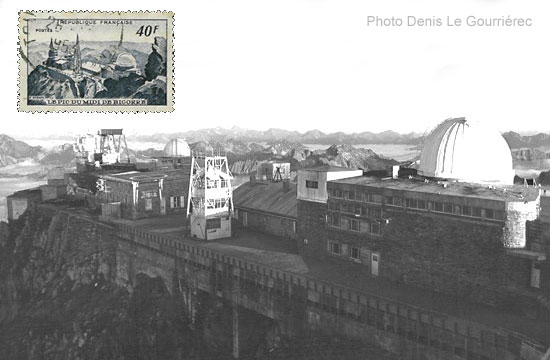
xmin=1 ymin=0 xmax=550 ymax=359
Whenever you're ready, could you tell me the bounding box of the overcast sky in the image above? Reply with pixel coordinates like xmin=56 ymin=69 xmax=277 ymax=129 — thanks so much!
xmin=1 ymin=0 xmax=549 ymax=137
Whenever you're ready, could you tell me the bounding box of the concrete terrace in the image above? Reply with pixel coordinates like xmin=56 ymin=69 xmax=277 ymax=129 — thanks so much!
xmin=106 ymin=213 xmax=550 ymax=347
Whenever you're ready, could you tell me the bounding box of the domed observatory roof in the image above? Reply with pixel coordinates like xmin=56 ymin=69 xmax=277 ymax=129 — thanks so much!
xmin=115 ymin=53 xmax=137 ymax=70
xmin=418 ymin=117 xmax=515 ymax=185
xmin=164 ymin=139 xmax=191 ymax=157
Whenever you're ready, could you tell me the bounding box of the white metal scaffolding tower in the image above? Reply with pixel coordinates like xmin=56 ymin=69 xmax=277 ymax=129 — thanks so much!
xmin=187 ymin=154 xmax=233 ymax=240
xmin=74 ymin=128 xmax=130 ymax=167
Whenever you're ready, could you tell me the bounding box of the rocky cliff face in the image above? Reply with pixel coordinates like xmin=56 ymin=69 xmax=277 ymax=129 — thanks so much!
xmin=0 ymin=135 xmax=42 ymax=167
xmin=0 ymin=206 xmax=221 ymax=360
xmin=0 ymin=204 xmax=399 ymax=359
xmin=27 ymin=65 xmax=79 ymax=101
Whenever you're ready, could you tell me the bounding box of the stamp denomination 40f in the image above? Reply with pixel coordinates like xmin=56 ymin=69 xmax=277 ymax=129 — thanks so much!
xmin=19 ymin=11 xmax=174 ymax=112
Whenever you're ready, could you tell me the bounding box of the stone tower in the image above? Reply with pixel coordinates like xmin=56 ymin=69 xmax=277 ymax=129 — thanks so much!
xmin=73 ymin=34 xmax=82 ymax=74
xmin=45 ymin=38 xmax=57 ymax=67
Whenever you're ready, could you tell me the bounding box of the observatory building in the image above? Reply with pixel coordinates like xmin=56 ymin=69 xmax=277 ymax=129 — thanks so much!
xmin=291 ymin=117 xmax=547 ymax=310
xmin=155 ymin=139 xmax=192 ymax=171
xmin=164 ymin=138 xmax=191 ymax=157
xmin=418 ymin=117 xmax=515 ymax=185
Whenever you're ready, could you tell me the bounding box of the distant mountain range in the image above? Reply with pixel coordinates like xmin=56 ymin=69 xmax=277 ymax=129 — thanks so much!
xmin=129 ymin=127 xmax=550 ymax=149
xmin=27 ymin=41 xmax=152 ymax=74
xmin=2 ymin=129 xmax=550 ymax=176
xmin=502 ymin=131 xmax=550 ymax=149
xmin=130 ymin=127 xmax=424 ymax=145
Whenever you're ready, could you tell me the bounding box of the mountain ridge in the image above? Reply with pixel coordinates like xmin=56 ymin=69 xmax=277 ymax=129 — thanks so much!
xmin=129 ymin=127 xmax=425 ymax=145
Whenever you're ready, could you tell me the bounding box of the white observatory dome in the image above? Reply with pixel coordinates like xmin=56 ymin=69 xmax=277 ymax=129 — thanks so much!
xmin=164 ymin=139 xmax=191 ymax=157
xmin=418 ymin=117 xmax=515 ymax=185
xmin=115 ymin=53 xmax=137 ymax=70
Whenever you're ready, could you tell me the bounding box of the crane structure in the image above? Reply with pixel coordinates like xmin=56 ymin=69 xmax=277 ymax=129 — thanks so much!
xmin=187 ymin=154 xmax=233 ymax=240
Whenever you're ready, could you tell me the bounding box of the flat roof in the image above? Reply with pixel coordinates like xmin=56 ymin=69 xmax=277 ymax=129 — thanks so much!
xmin=8 ymin=187 xmax=42 ymax=198
xmin=301 ymin=165 xmax=361 ymax=173
xmin=329 ymin=176 xmax=540 ymax=202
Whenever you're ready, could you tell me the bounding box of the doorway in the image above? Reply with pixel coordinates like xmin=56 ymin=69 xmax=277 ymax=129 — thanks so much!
xmin=371 ymin=252 xmax=380 ymax=276
xmin=531 ymin=261 xmax=541 ymax=288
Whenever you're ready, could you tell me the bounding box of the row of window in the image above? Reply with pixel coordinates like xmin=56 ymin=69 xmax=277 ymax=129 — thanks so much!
xmin=385 ymin=196 xmax=505 ymax=220
xmin=328 ymin=188 xmax=383 ymax=204
xmin=327 ymin=213 xmax=382 ymax=235
xmin=206 ymin=198 xmax=229 ymax=209
xmin=327 ymin=189 xmax=506 ymax=221
xmin=328 ymin=242 xmax=361 ymax=260
xmin=328 ymin=202 xmax=382 ymax=218
xmin=146 ymin=195 xmax=186 ymax=211
xmin=206 ymin=179 xmax=229 ymax=189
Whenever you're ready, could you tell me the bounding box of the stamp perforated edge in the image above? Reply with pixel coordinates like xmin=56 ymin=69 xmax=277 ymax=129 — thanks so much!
xmin=17 ymin=10 xmax=175 ymax=113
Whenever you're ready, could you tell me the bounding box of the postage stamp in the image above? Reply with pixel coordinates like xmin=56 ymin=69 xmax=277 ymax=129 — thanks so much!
xmin=18 ymin=11 xmax=174 ymax=112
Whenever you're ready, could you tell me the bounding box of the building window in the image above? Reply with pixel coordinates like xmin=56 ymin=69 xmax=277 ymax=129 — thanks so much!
xmin=145 ymin=198 xmax=153 ymax=211
xmin=214 ymin=198 xmax=226 ymax=208
xmin=328 ymin=213 xmax=341 ymax=228
xmin=443 ymin=203 xmax=453 ymax=214
xmin=333 ymin=189 xmax=343 ymax=198
xmin=433 ymin=202 xmax=443 ymax=212
xmin=169 ymin=195 xmax=185 ymax=209
xmin=350 ymin=247 xmax=360 ymax=260
xmin=484 ymin=209 xmax=494 ymax=219
xmin=494 ymin=210 xmax=505 ymax=220
xmin=417 ymin=200 xmax=426 ymax=209
xmin=405 ymin=198 xmax=418 ymax=208
xmin=328 ymin=242 xmax=341 ymax=255
xmin=349 ymin=219 xmax=360 ymax=232
xmin=386 ymin=196 xmax=402 ymax=206
xmin=306 ymin=180 xmax=319 ymax=189
xmin=472 ymin=207 xmax=482 ymax=218
xmin=372 ymin=208 xmax=382 ymax=218
xmin=370 ymin=222 xmax=381 ymax=235
xmin=462 ymin=205 xmax=472 ymax=216
xmin=206 ymin=218 xmax=222 ymax=229
xmin=366 ymin=193 xmax=382 ymax=204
